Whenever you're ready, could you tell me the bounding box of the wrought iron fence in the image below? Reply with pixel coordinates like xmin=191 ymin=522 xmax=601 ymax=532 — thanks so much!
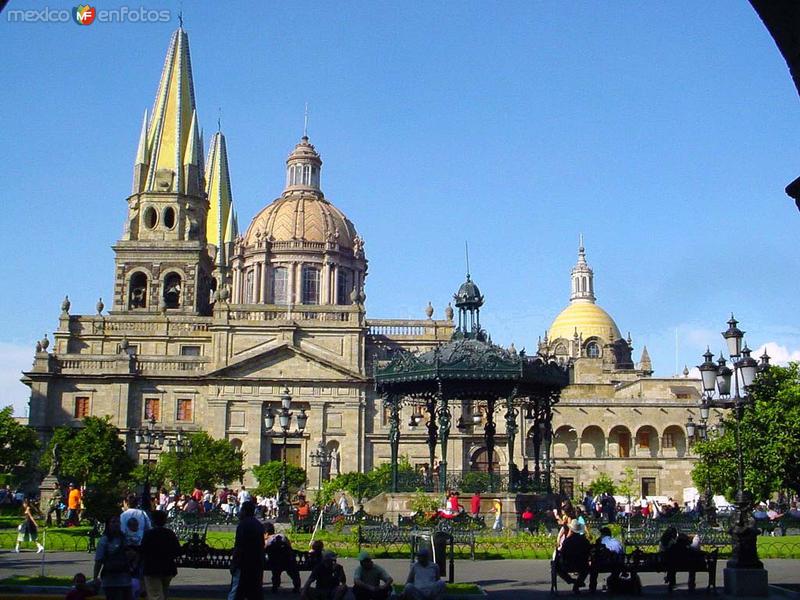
xmin=395 ymin=470 xmax=550 ymax=494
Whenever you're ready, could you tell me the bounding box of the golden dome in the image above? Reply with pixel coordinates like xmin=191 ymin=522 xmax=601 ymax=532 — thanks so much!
xmin=243 ymin=193 xmax=359 ymax=250
xmin=548 ymin=300 xmax=621 ymax=343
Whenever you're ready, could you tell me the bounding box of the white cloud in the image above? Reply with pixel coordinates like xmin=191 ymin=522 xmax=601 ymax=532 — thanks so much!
xmin=753 ymin=342 xmax=800 ymax=366
xmin=0 ymin=342 xmax=33 ymax=417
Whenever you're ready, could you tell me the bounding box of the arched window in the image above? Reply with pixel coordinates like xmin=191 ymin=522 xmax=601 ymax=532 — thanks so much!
xmin=129 ymin=272 xmax=148 ymax=309
xmin=303 ymin=165 xmax=311 ymax=185
xmin=163 ymin=272 xmax=182 ymax=309
xmin=337 ymin=269 xmax=352 ymax=305
xmin=271 ymin=267 xmax=288 ymax=304
xmin=554 ymin=343 xmax=568 ymax=356
xmin=586 ymin=341 xmax=600 ymax=358
xmin=302 ymin=266 xmax=320 ymax=304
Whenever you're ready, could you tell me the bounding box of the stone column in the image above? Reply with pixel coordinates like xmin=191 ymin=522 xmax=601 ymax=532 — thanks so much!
xmin=244 ymin=399 xmax=264 ymax=469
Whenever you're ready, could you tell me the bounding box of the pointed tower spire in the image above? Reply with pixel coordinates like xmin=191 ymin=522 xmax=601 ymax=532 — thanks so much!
xmin=132 ymin=109 xmax=149 ymax=193
xmin=638 ymin=346 xmax=653 ymax=374
xmin=205 ymin=130 xmax=234 ymax=265
xmin=137 ymin=27 xmax=199 ymax=195
xmin=570 ymin=234 xmax=596 ymax=303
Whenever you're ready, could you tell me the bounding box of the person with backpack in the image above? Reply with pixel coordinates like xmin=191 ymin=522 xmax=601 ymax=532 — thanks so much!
xmin=141 ymin=510 xmax=181 ymax=600
xmin=93 ymin=514 xmax=133 ymax=600
xmin=264 ymin=521 xmax=302 ymax=593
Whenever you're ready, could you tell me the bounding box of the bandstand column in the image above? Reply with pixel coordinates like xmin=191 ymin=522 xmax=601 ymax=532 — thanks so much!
xmin=426 ymin=396 xmax=438 ymax=488
xmin=505 ymin=392 xmax=519 ymax=487
xmin=437 ymin=382 xmax=451 ymax=492
xmin=484 ymin=397 xmax=496 ymax=492
xmin=386 ymin=395 xmax=400 ymax=493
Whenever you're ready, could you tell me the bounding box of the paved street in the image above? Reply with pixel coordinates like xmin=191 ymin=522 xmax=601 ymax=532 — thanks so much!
xmin=1 ymin=552 xmax=799 ymax=598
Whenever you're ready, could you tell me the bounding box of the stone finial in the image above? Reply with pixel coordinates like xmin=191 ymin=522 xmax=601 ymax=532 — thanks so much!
xmin=120 ymin=336 xmax=130 ymax=352
xmin=509 ymin=342 xmax=517 ymax=355
xmin=444 ymin=302 xmax=454 ymax=321
xmin=35 ymin=341 xmax=42 ymax=353
xmin=683 ymin=365 xmax=690 ymax=378
xmin=96 ymin=297 xmax=104 ymax=314
xmin=425 ymin=301 xmax=434 ymax=319
xmin=218 ymin=285 xmax=230 ymax=301
xmin=41 ymin=334 xmax=49 ymax=351
xmin=61 ymin=295 xmax=71 ymax=314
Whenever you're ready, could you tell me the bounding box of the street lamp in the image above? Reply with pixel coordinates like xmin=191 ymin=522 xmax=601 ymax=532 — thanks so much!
xmin=263 ymin=387 xmax=307 ymax=521
xmin=696 ymin=315 xmax=770 ymax=589
xmin=310 ymin=441 xmax=332 ymax=492
xmin=134 ymin=415 xmax=163 ymax=511
xmin=164 ymin=428 xmax=187 ymax=494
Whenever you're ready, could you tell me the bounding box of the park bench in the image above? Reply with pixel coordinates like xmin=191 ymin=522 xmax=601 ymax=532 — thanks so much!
xmin=753 ymin=515 xmax=800 ymax=536
xmin=359 ymin=521 xmax=476 ymax=560
xmin=622 ymin=524 xmax=731 ymax=550
xmin=550 ymin=547 xmax=719 ymax=594
xmin=168 ymin=521 xmax=209 ymax=544
xmin=175 ymin=537 xmax=313 ymax=571
xmin=398 ymin=513 xmax=484 ymax=531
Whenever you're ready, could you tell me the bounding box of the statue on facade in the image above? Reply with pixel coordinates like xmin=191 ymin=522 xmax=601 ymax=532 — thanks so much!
xmin=330 ymin=447 xmax=340 ymax=476
xmin=49 ymin=443 xmax=61 ymax=477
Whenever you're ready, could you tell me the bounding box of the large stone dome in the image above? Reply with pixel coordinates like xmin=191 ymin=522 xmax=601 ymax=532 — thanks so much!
xmin=548 ymin=300 xmax=621 ymax=342
xmin=244 ymin=193 xmax=359 ymax=251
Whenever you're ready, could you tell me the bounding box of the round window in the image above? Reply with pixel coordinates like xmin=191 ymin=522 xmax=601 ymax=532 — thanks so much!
xmin=143 ymin=206 xmax=157 ymax=229
xmin=163 ymin=206 xmax=176 ymax=229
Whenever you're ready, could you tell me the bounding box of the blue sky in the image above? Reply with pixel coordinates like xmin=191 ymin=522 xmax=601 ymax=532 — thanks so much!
xmin=1 ymin=1 xmax=798 ymax=416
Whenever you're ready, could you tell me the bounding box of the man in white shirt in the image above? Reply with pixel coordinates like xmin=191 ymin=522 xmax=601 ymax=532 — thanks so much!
xmin=120 ymin=494 xmax=151 ymax=546
xmin=238 ymin=486 xmax=252 ymax=505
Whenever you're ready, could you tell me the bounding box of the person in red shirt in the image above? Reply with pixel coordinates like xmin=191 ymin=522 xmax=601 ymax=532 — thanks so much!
xmin=470 ymin=492 xmax=481 ymax=517
xmin=521 ymin=506 xmax=535 ymax=532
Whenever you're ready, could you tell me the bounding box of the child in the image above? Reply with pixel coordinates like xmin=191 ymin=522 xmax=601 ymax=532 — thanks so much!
xmin=65 ymin=573 xmax=95 ymax=600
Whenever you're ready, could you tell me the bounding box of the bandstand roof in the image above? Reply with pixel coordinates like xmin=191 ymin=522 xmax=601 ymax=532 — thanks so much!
xmin=374 ymin=337 xmax=570 ymax=399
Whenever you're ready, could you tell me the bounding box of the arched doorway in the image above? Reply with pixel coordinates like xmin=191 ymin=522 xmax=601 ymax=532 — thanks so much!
xmin=470 ymin=447 xmax=500 ymax=472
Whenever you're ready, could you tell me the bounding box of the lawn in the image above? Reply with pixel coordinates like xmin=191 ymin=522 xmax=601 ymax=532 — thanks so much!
xmin=0 ymin=576 xmax=73 ymax=587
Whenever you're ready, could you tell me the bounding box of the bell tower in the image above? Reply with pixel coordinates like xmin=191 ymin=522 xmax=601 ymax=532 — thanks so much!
xmin=112 ymin=26 xmax=212 ymax=315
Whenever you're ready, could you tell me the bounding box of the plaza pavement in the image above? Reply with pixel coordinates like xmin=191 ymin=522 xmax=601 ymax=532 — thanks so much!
xmin=1 ymin=552 xmax=799 ymax=599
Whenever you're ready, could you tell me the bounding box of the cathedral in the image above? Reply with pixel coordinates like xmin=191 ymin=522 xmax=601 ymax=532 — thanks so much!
xmin=23 ymin=27 xmax=702 ymax=501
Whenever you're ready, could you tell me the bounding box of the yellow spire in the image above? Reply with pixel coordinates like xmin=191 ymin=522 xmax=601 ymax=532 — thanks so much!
xmin=205 ymin=130 xmax=233 ymax=260
xmin=136 ymin=27 xmax=200 ymax=195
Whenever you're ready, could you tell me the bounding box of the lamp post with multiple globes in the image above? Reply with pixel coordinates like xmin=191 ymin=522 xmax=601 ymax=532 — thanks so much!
xmin=696 ymin=315 xmax=770 ymax=593
xmin=134 ymin=415 xmax=163 ymax=511
xmin=263 ymin=387 xmax=308 ymax=521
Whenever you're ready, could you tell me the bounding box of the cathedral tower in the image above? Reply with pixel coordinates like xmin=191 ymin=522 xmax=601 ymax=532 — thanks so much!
xmin=113 ymin=27 xmax=213 ymax=315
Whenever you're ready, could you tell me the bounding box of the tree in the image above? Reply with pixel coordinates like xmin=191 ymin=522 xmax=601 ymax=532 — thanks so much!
xmin=0 ymin=406 xmax=39 ymax=476
xmin=588 ymin=472 xmax=615 ymax=495
xmin=40 ymin=417 xmax=134 ymax=521
xmin=617 ymin=467 xmax=638 ymax=501
xmin=317 ymin=458 xmax=416 ymax=505
xmin=158 ymin=431 xmax=244 ymax=492
xmin=252 ymin=461 xmax=307 ymax=496
xmin=692 ymin=363 xmax=800 ymax=500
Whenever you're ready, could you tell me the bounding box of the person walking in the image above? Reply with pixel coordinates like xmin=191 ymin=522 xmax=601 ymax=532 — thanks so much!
xmin=491 ymin=498 xmax=503 ymax=531
xmin=92 ymin=514 xmax=133 ymax=600
xmin=469 ymin=492 xmax=481 ymax=518
xmin=67 ymin=483 xmax=82 ymax=526
xmin=230 ymin=500 xmax=265 ymax=600
xmin=141 ymin=510 xmax=181 ymax=600
xmin=15 ymin=499 xmax=44 ymax=553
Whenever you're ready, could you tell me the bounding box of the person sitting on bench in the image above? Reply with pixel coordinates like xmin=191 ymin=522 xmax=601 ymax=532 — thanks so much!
xmin=555 ymin=519 xmax=591 ymax=594
xmin=589 ymin=526 xmax=624 ymax=593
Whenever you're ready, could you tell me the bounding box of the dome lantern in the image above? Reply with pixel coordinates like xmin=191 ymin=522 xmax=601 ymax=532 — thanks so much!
xmin=453 ymin=274 xmax=485 ymax=340
xmin=285 ymin=136 xmax=322 ymax=193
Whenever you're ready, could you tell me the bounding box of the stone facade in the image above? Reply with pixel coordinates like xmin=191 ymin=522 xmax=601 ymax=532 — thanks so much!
xmin=21 ymin=26 xmax=703 ymax=501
